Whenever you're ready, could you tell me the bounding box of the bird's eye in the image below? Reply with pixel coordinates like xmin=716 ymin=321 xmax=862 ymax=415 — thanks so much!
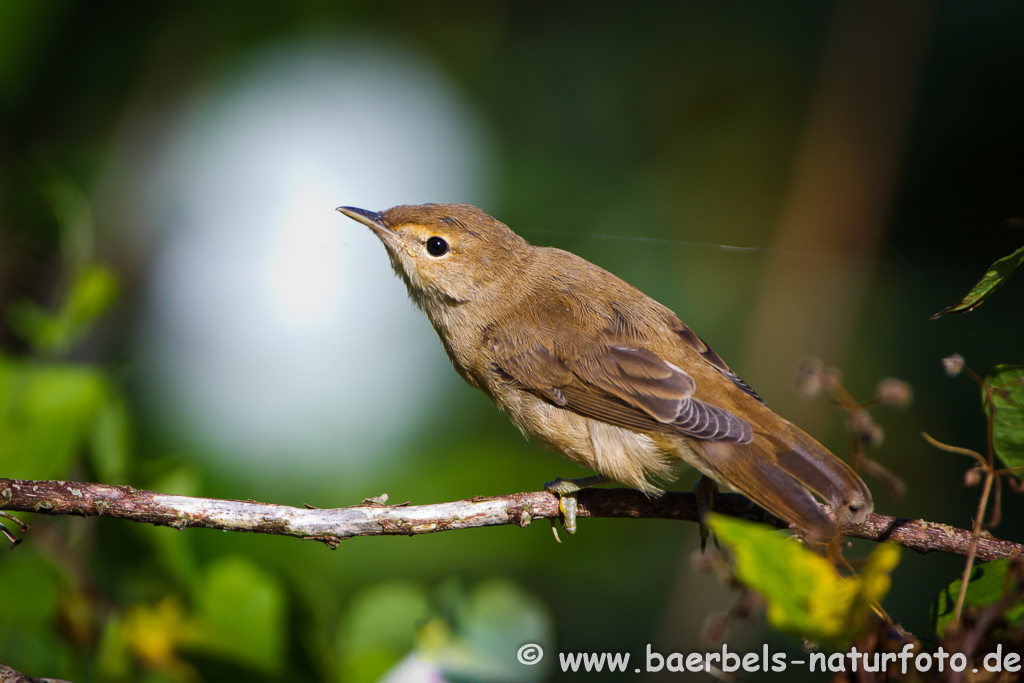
xmin=425 ymin=236 xmax=449 ymax=256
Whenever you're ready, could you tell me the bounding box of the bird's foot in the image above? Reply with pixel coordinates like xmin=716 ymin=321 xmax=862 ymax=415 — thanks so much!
xmin=694 ymin=475 xmax=721 ymax=554
xmin=544 ymin=475 xmax=608 ymax=540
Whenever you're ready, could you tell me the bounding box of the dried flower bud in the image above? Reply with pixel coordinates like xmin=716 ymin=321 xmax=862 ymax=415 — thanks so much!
xmin=689 ymin=548 xmax=716 ymax=573
xmin=801 ymin=637 xmax=820 ymax=653
xmin=821 ymin=367 xmax=843 ymax=393
xmin=849 ymin=409 xmax=871 ymax=432
xmin=876 ymin=378 xmax=913 ymax=408
xmin=862 ymin=422 xmax=884 ymax=447
xmin=732 ymin=591 xmax=765 ymax=619
xmin=849 ymin=410 xmax=884 ymax=447
xmin=700 ymin=611 xmax=730 ymax=646
xmin=794 ymin=357 xmax=824 ymax=398
xmin=963 ymin=467 xmax=983 ymax=488
xmin=942 ymin=354 xmax=965 ymax=377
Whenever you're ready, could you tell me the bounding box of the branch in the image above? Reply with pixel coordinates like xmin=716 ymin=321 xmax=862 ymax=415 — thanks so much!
xmin=1 ymin=478 xmax=1021 ymax=560
xmin=0 ymin=662 xmax=71 ymax=683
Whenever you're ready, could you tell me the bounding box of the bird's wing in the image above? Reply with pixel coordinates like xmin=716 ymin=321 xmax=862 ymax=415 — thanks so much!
xmin=490 ymin=329 xmax=752 ymax=443
xmin=673 ymin=322 xmax=763 ymax=404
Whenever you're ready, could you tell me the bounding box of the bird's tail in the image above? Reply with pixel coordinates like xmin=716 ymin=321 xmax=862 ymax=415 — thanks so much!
xmin=695 ymin=421 xmax=872 ymax=540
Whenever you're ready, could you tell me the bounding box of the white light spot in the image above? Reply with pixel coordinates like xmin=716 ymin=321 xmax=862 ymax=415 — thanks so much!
xmin=100 ymin=36 xmax=494 ymax=482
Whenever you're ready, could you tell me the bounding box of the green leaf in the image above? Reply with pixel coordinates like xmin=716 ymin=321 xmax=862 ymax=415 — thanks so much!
xmin=6 ymin=181 xmax=117 ymax=353
xmin=7 ymin=265 xmax=118 ymax=354
xmin=65 ymin=264 xmax=118 ymax=327
xmin=191 ymin=556 xmax=286 ymax=673
xmin=708 ymin=514 xmax=900 ymax=646
xmin=0 ymin=556 xmax=61 ymax=631
xmin=0 ymin=556 xmax=65 ymax=674
xmin=0 ymin=353 xmax=111 ymax=479
xmin=933 ymin=559 xmax=1024 ymax=637
xmin=932 ymin=243 xmax=1024 ymax=318
xmin=90 ymin=394 xmax=132 ymax=483
xmin=5 ymin=300 xmax=50 ymax=349
xmin=95 ymin=615 xmax=131 ymax=682
xmin=984 ymin=365 xmax=1024 ymax=478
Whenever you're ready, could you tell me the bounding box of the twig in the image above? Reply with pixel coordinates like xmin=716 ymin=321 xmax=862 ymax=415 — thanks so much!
xmin=952 ymin=469 xmax=995 ymax=624
xmin=838 ymin=509 xmax=1021 ymax=561
xmin=0 ymin=510 xmax=28 ymax=549
xmin=921 ymin=432 xmax=987 ymax=468
xmin=950 ymin=377 xmax=1003 ymax=626
xmin=0 ymin=661 xmax=72 ymax=683
xmin=1 ymin=478 xmax=1021 ymax=560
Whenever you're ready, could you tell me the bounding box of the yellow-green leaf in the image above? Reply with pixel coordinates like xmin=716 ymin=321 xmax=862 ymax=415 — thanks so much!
xmin=708 ymin=514 xmax=900 ymax=646
xmin=122 ymin=596 xmax=200 ymax=672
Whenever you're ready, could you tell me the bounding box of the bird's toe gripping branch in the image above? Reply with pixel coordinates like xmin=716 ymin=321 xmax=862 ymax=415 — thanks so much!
xmin=543 ymin=475 xmax=609 ymax=541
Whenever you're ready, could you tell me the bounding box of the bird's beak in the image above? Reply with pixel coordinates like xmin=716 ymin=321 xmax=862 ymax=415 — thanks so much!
xmin=336 ymin=206 xmax=398 ymax=238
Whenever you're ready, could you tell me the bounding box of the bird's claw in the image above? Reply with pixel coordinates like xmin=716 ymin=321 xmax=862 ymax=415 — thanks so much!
xmin=544 ymin=475 xmax=607 ymax=537
xmin=545 ymin=477 xmax=582 ymax=535
xmin=559 ymin=493 xmax=579 ymax=535
xmin=694 ymin=475 xmax=721 ymax=554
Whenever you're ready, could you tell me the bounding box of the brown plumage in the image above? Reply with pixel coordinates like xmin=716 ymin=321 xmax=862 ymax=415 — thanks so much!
xmin=338 ymin=203 xmax=872 ymax=539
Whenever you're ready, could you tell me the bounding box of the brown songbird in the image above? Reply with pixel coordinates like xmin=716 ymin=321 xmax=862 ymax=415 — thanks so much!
xmin=338 ymin=203 xmax=872 ymax=541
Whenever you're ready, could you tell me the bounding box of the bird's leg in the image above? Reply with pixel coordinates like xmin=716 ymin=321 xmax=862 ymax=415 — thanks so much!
xmin=544 ymin=475 xmax=609 ymax=537
xmin=694 ymin=475 xmax=721 ymax=553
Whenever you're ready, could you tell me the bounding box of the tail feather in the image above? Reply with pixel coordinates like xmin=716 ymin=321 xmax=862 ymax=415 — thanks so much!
xmin=767 ymin=425 xmax=873 ymax=525
xmin=693 ymin=426 xmax=873 ymax=540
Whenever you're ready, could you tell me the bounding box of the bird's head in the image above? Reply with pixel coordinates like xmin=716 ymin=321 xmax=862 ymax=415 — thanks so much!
xmin=338 ymin=203 xmax=531 ymax=308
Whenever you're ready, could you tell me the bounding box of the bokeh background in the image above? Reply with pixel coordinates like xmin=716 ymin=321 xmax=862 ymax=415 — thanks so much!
xmin=1 ymin=1 xmax=1022 ymax=681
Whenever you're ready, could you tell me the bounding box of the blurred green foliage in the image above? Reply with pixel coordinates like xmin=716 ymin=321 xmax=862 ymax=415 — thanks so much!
xmin=7 ymin=264 xmax=117 ymax=355
xmin=0 ymin=252 xmax=556 ymax=680
xmin=337 ymin=578 xmax=552 ymax=683
xmin=0 ymin=177 xmax=555 ymax=680
xmin=0 ymin=354 xmax=115 ymax=480
xmin=336 ymin=580 xmax=431 ymax=682
xmin=2 ymin=2 xmax=1024 ymax=682
xmin=0 ymin=553 xmax=66 ymax=674
xmin=1 ymin=180 xmax=125 ymax=481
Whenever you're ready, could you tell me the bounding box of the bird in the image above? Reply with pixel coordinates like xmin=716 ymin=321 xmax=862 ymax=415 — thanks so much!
xmin=337 ymin=202 xmax=872 ymax=542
